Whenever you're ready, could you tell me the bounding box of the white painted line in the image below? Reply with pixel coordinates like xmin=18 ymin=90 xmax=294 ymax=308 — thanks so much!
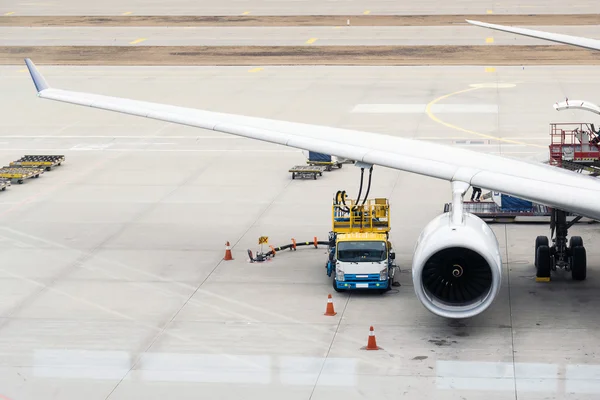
xmin=352 ymin=104 xmax=498 ymax=113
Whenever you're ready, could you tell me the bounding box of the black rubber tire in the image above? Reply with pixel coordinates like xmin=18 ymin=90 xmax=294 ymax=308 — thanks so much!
xmin=292 ymin=173 xmax=295 ymax=180
xmin=570 ymin=236 xmax=583 ymax=249
xmin=535 ymin=236 xmax=549 ymax=267
xmin=313 ymin=174 xmax=317 ymax=180
xmin=536 ymin=245 xmax=551 ymax=278
xmin=571 ymin=246 xmax=587 ymax=281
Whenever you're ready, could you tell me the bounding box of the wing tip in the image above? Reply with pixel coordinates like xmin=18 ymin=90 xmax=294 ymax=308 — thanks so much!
xmin=24 ymin=58 xmax=49 ymax=93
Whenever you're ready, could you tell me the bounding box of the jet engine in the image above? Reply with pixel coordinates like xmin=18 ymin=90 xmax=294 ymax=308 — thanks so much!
xmin=412 ymin=212 xmax=502 ymax=319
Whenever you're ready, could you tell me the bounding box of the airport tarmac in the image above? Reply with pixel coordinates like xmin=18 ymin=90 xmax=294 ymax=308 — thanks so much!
xmin=2 ymin=64 xmax=600 ymax=399
xmin=2 ymin=25 xmax=600 ymax=46
xmin=1 ymin=0 xmax=600 ymax=16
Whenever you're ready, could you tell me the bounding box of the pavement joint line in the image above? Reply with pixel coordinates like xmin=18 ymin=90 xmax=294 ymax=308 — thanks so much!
xmin=308 ymin=293 xmax=352 ymax=400
xmin=425 ymin=86 xmax=545 ymax=149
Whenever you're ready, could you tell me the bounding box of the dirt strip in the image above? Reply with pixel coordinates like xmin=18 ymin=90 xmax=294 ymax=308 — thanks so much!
xmin=2 ymin=45 xmax=600 ymax=66
xmin=1 ymin=14 xmax=600 ymax=27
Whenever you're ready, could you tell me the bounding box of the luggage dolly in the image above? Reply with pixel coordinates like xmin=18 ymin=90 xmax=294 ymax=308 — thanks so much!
xmin=10 ymin=155 xmax=65 ymax=171
xmin=0 ymin=179 xmax=11 ymax=191
xmin=0 ymin=166 xmax=44 ymax=184
xmin=289 ymin=165 xmax=326 ymax=180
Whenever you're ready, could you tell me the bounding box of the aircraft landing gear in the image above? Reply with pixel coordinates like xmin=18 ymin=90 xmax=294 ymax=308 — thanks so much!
xmin=534 ymin=209 xmax=586 ymax=281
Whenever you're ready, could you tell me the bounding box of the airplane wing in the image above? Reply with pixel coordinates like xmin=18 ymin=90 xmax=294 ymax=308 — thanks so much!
xmin=465 ymin=19 xmax=600 ymax=51
xmin=23 ymin=58 xmax=600 ymax=220
xmin=555 ymin=99 xmax=600 ymax=115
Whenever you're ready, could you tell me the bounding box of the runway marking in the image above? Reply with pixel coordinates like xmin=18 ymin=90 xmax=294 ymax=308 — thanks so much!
xmin=242 ymin=11 xmax=250 ymax=15
xmin=425 ymin=86 xmax=545 ymax=149
xmin=248 ymin=67 xmax=263 ymax=73
xmin=305 ymin=37 xmax=318 ymax=44
xmin=129 ymin=38 xmax=147 ymax=45
xmin=485 ymin=67 xmax=496 ymax=73
xmin=363 ymin=10 xmax=371 ymax=15
xmin=3 ymin=12 xmax=15 ymax=16
xmin=122 ymin=11 xmax=132 ymax=15
xmin=486 ymin=37 xmax=494 ymax=44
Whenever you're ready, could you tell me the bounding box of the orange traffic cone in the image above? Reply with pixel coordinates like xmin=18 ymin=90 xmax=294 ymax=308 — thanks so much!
xmin=365 ymin=326 xmax=380 ymax=350
xmin=324 ymin=294 xmax=337 ymax=316
xmin=223 ymin=241 xmax=233 ymax=261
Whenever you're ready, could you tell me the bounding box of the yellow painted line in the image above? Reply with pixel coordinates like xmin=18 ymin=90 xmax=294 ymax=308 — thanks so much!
xmin=535 ymin=277 xmax=550 ymax=282
xmin=333 ymin=26 xmax=342 ymax=29
xmin=425 ymin=87 xmax=544 ymax=149
xmin=486 ymin=37 xmax=494 ymax=44
xmin=129 ymin=38 xmax=147 ymax=45
xmin=363 ymin=10 xmax=370 ymax=15
xmin=4 ymin=11 xmax=15 ymax=16
xmin=248 ymin=67 xmax=263 ymax=73
xmin=242 ymin=11 xmax=250 ymax=15
xmin=122 ymin=11 xmax=132 ymax=15
xmin=17 ymin=68 xmax=27 ymax=72
xmin=306 ymin=37 xmax=318 ymax=44
xmin=485 ymin=67 xmax=496 ymax=73
xmin=486 ymin=10 xmax=493 ymax=14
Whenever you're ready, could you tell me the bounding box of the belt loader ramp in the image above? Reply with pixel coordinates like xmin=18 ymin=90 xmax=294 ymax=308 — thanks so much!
xmin=328 ymin=194 xmax=398 ymax=293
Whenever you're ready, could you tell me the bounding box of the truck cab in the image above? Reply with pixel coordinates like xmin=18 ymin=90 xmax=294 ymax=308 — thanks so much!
xmin=328 ymin=196 xmax=396 ymax=293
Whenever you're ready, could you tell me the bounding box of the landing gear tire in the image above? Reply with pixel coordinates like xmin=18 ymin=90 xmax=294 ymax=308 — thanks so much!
xmin=535 ymin=236 xmax=549 ymax=268
xmin=570 ymin=236 xmax=583 ymax=249
xmin=536 ymin=245 xmax=551 ymax=279
xmin=571 ymin=246 xmax=587 ymax=281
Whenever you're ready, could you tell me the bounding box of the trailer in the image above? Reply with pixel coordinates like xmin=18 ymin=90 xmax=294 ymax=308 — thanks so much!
xmin=10 ymin=155 xmax=65 ymax=171
xmin=0 ymin=166 xmax=43 ymax=184
xmin=444 ymin=192 xmax=591 ymax=223
xmin=289 ymin=165 xmax=326 ymax=180
xmin=0 ymin=179 xmax=11 ymax=191
xmin=305 ymin=151 xmax=346 ymax=171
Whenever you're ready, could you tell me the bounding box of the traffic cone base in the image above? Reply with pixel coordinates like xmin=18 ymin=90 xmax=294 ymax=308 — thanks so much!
xmin=223 ymin=241 xmax=233 ymax=261
xmin=324 ymin=293 xmax=337 ymax=316
xmin=362 ymin=326 xmax=381 ymax=350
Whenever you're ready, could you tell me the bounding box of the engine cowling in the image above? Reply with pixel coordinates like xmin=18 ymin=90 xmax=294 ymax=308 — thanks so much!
xmin=412 ymin=212 xmax=502 ymax=319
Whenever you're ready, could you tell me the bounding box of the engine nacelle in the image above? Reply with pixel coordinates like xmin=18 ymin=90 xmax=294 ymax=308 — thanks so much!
xmin=412 ymin=212 xmax=502 ymax=319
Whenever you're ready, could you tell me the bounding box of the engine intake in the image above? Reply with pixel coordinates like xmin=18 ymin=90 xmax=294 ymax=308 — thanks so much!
xmin=422 ymin=248 xmax=493 ymax=305
xmin=412 ymin=212 xmax=502 ymax=319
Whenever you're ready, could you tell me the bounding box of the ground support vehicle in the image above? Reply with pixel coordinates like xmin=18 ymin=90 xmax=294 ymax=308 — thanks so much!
xmin=328 ymin=193 xmax=397 ymax=293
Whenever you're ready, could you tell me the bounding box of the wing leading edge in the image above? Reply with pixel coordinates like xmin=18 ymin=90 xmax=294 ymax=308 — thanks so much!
xmin=466 ymin=20 xmax=600 ymax=52
xmin=23 ymin=58 xmax=600 ymax=220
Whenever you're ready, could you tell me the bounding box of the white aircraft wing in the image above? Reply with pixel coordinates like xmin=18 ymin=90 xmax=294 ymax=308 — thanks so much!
xmin=554 ymin=99 xmax=600 ymax=115
xmin=466 ymin=19 xmax=600 ymax=51
xmin=23 ymin=58 xmax=600 ymax=220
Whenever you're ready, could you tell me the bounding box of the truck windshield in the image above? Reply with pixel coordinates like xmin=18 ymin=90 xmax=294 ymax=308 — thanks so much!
xmin=337 ymin=241 xmax=387 ymax=262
